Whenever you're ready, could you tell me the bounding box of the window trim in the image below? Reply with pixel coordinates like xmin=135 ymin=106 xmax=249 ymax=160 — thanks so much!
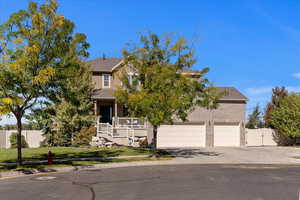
xmin=102 ymin=73 xmax=111 ymax=88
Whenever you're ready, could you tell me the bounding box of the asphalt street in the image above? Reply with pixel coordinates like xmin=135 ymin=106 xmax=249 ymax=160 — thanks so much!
xmin=1 ymin=164 xmax=300 ymax=200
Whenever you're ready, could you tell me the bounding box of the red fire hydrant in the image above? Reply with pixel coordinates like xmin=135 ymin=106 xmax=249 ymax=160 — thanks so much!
xmin=47 ymin=151 xmax=54 ymax=165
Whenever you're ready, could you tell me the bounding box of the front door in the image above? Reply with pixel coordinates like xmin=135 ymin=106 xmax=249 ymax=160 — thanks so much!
xmin=100 ymin=105 xmax=113 ymax=124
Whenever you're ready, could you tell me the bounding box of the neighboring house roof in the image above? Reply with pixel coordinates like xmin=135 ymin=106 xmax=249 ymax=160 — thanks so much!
xmin=181 ymin=68 xmax=201 ymax=74
xmin=217 ymin=87 xmax=248 ymax=101
xmin=92 ymin=88 xmax=115 ymax=99
xmin=88 ymin=58 xmax=122 ymax=72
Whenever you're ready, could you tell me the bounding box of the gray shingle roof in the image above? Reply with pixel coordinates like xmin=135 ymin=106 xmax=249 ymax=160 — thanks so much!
xmin=92 ymin=89 xmax=115 ymax=99
xmin=88 ymin=58 xmax=122 ymax=72
xmin=87 ymin=57 xmax=203 ymax=74
xmin=217 ymin=87 xmax=247 ymax=101
xmin=91 ymin=87 xmax=247 ymax=102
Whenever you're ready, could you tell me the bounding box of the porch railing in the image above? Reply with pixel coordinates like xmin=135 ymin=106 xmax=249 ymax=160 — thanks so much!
xmin=96 ymin=117 xmax=147 ymax=146
xmin=113 ymin=117 xmax=147 ymax=129
xmin=96 ymin=122 xmax=113 ymax=137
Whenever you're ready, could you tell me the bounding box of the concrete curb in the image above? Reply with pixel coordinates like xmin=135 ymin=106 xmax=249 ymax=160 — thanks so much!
xmin=0 ymin=155 xmax=150 ymax=166
xmin=0 ymin=155 xmax=150 ymax=179
xmin=2 ymin=159 xmax=300 ymax=180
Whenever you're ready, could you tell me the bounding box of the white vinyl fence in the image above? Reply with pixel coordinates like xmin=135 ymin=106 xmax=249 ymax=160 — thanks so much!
xmin=246 ymin=128 xmax=277 ymax=146
xmin=0 ymin=130 xmax=44 ymax=149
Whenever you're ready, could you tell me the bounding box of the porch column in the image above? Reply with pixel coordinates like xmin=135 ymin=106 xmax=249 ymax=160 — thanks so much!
xmin=94 ymin=101 xmax=97 ymax=115
xmin=114 ymin=101 xmax=118 ymax=117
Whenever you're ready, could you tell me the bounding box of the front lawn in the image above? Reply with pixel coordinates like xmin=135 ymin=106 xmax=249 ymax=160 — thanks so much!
xmin=0 ymin=147 xmax=152 ymax=163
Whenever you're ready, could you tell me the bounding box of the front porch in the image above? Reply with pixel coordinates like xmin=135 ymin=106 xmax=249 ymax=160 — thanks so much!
xmin=94 ymin=99 xmax=126 ymax=124
xmin=92 ymin=89 xmax=149 ymax=147
xmin=92 ymin=88 xmax=127 ymax=124
xmin=92 ymin=117 xmax=149 ymax=147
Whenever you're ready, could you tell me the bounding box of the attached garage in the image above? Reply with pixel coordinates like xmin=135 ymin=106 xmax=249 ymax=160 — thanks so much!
xmin=214 ymin=123 xmax=240 ymax=147
xmin=157 ymin=124 xmax=206 ymax=148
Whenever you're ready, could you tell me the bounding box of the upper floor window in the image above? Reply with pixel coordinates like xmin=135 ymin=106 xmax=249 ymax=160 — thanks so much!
xmin=103 ymin=74 xmax=110 ymax=88
xmin=127 ymin=72 xmax=141 ymax=88
xmin=128 ymin=73 xmax=133 ymax=85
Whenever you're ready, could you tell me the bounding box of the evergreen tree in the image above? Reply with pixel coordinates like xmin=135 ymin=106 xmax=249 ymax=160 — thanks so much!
xmin=246 ymin=104 xmax=263 ymax=129
xmin=28 ymin=62 xmax=94 ymax=146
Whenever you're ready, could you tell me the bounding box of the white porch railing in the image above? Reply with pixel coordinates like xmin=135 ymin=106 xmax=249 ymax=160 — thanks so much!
xmin=113 ymin=117 xmax=147 ymax=129
xmin=96 ymin=122 xmax=113 ymax=137
xmin=95 ymin=117 xmax=147 ymax=147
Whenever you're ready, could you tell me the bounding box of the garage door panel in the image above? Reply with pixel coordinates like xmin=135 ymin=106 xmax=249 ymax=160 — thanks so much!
xmin=157 ymin=125 xmax=206 ymax=148
xmin=214 ymin=125 xmax=240 ymax=147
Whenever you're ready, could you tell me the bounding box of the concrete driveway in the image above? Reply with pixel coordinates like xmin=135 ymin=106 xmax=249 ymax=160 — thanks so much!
xmin=167 ymin=147 xmax=300 ymax=164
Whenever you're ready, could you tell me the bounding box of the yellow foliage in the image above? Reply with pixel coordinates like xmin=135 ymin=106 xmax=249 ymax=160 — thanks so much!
xmin=13 ymin=38 xmax=23 ymax=44
xmin=30 ymin=29 xmax=40 ymax=35
xmin=0 ymin=105 xmax=11 ymax=115
xmin=9 ymin=63 xmax=18 ymax=71
xmin=1 ymin=98 xmax=13 ymax=105
xmin=9 ymin=58 xmax=27 ymax=73
xmin=54 ymin=15 xmax=64 ymax=27
xmin=0 ymin=97 xmax=24 ymax=106
xmin=33 ymin=66 xmax=56 ymax=84
xmin=25 ymin=45 xmax=40 ymax=54
xmin=32 ymin=12 xmax=43 ymax=27
xmin=171 ymin=37 xmax=186 ymax=51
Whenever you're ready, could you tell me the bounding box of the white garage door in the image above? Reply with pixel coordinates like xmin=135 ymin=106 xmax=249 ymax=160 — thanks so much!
xmin=157 ymin=125 xmax=206 ymax=148
xmin=214 ymin=125 xmax=240 ymax=146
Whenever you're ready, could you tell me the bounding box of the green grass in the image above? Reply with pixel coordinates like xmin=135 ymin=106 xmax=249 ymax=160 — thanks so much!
xmin=0 ymin=147 xmax=152 ymax=163
xmin=292 ymin=156 xmax=300 ymax=159
xmin=0 ymin=157 xmax=173 ymax=172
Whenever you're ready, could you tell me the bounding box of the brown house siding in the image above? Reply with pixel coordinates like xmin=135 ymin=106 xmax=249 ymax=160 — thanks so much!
xmin=92 ymin=72 xmax=103 ymax=89
xmin=186 ymin=102 xmax=246 ymax=123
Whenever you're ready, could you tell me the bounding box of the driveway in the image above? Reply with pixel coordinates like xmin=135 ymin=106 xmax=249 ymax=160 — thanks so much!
xmin=167 ymin=147 xmax=300 ymax=164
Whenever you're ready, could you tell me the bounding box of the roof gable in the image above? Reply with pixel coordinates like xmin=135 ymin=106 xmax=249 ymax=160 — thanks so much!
xmin=88 ymin=58 xmax=122 ymax=72
xmin=217 ymin=87 xmax=247 ymax=101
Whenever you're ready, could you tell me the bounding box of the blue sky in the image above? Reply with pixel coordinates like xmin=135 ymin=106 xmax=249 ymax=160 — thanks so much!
xmin=1 ymin=0 xmax=300 ymax=124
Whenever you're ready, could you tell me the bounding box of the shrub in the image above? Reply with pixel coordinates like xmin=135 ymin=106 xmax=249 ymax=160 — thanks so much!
xmin=9 ymin=133 xmax=28 ymax=148
xmin=73 ymin=126 xmax=96 ymax=146
xmin=139 ymin=137 xmax=149 ymax=148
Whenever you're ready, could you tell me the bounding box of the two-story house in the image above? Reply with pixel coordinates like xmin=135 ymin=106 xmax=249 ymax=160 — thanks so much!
xmin=89 ymin=57 xmax=124 ymax=124
xmin=88 ymin=57 xmax=248 ymax=147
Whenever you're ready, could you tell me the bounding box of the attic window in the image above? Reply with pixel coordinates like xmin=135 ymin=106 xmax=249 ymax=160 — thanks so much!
xmin=103 ymin=74 xmax=110 ymax=88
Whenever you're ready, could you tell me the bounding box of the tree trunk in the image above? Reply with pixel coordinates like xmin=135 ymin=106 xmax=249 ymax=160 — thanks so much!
xmin=16 ymin=116 xmax=23 ymax=166
xmin=152 ymin=125 xmax=158 ymax=153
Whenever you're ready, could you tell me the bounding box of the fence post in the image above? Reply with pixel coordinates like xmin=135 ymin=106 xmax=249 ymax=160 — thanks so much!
xmin=261 ymin=129 xmax=264 ymax=146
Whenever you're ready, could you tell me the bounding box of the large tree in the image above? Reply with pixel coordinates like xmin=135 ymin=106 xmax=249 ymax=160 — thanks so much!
xmin=0 ymin=0 xmax=89 ymax=165
xmin=264 ymin=86 xmax=288 ymax=128
xmin=115 ymin=33 xmax=219 ymax=151
xmin=269 ymin=93 xmax=300 ymax=145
